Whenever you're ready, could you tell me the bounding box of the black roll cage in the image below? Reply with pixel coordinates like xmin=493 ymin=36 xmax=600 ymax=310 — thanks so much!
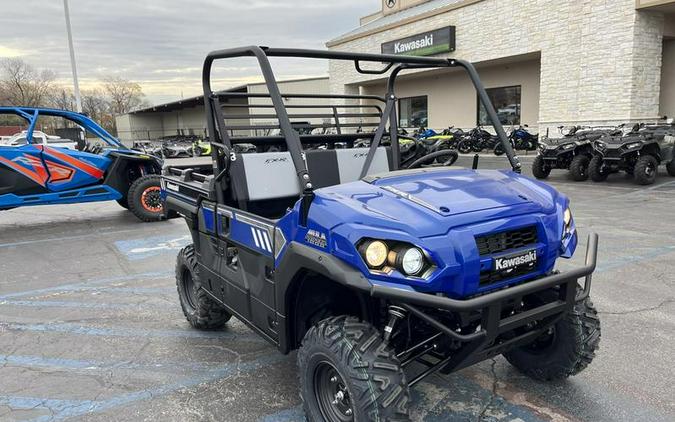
xmin=202 ymin=46 xmax=522 ymax=221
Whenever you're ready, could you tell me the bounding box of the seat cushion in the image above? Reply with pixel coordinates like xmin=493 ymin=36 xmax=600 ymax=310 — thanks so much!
xmin=229 ymin=147 xmax=392 ymax=205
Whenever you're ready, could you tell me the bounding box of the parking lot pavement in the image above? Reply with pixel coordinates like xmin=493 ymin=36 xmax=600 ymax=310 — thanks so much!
xmin=1 ymin=157 xmax=674 ymax=422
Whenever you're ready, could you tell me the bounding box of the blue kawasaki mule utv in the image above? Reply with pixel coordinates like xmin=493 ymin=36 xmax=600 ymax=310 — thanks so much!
xmin=162 ymin=47 xmax=601 ymax=421
xmin=0 ymin=107 xmax=165 ymax=221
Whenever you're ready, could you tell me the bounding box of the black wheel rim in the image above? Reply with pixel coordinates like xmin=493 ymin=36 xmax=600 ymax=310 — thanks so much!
xmin=182 ymin=270 xmax=197 ymax=310
xmin=645 ymin=162 xmax=655 ymax=177
xmin=314 ymin=361 xmax=354 ymax=422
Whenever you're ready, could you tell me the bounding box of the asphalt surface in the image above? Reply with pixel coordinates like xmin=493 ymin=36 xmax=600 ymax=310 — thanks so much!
xmin=0 ymin=155 xmax=674 ymax=422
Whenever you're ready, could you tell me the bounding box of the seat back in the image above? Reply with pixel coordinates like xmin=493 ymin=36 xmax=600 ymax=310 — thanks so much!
xmin=228 ymin=147 xmax=391 ymax=216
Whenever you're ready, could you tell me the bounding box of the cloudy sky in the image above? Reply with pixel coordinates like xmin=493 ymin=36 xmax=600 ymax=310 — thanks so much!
xmin=0 ymin=0 xmax=380 ymax=105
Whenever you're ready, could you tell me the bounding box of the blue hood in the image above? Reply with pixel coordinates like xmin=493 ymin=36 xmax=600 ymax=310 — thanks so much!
xmin=311 ymin=169 xmax=561 ymax=238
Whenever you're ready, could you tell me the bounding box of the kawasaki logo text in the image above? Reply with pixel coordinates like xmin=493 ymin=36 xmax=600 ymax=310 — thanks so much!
xmin=495 ymin=250 xmax=537 ymax=271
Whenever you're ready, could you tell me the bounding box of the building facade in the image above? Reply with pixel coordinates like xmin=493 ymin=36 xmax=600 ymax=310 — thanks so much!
xmin=115 ymin=77 xmax=329 ymax=144
xmin=327 ymin=0 xmax=675 ymax=134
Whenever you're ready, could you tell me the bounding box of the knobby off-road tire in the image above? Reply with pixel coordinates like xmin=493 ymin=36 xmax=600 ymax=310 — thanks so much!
xmin=589 ymin=155 xmax=609 ymax=182
xmin=176 ymin=245 xmax=232 ymax=330
xmin=569 ymin=155 xmax=590 ymax=182
xmin=667 ymin=159 xmax=675 ymax=177
xmin=127 ymin=175 xmax=164 ymax=222
xmin=634 ymin=155 xmax=658 ymax=185
xmin=503 ymin=295 xmax=600 ymax=381
xmin=532 ymin=155 xmax=551 ymax=179
xmin=298 ymin=316 xmax=410 ymax=422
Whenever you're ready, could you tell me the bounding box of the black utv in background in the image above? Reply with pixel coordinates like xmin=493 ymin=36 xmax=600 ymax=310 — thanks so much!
xmin=533 ymin=126 xmax=621 ymax=181
xmin=590 ymin=123 xmax=675 ymax=185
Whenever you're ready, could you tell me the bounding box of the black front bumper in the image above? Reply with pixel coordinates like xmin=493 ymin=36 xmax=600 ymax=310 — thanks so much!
xmin=367 ymin=233 xmax=599 ymax=373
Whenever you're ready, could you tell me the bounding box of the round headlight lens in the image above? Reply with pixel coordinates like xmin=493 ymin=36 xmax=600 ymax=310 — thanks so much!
xmin=401 ymin=247 xmax=425 ymax=276
xmin=363 ymin=240 xmax=388 ymax=268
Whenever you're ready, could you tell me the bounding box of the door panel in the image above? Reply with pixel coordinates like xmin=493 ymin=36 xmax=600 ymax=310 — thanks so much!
xmin=40 ymin=146 xmax=111 ymax=191
xmin=0 ymin=145 xmax=50 ymax=194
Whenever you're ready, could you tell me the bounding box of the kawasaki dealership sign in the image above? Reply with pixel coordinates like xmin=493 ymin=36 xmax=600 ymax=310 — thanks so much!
xmin=381 ymin=27 xmax=456 ymax=56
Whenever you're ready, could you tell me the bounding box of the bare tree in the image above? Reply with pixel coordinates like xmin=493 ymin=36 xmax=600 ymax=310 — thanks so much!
xmin=82 ymin=89 xmax=113 ymax=131
xmin=50 ymin=88 xmax=77 ymax=110
xmin=102 ymin=76 xmax=148 ymax=115
xmin=0 ymin=58 xmax=56 ymax=106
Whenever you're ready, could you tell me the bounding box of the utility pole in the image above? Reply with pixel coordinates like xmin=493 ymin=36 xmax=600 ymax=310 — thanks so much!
xmin=63 ymin=0 xmax=82 ymax=112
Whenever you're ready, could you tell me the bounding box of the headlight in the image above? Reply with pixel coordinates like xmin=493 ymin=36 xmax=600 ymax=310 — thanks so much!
xmin=538 ymin=142 xmax=547 ymax=151
xmin=358 ymin=239 xmax=432 ymax=277
xmin=625 ymin=142 xmax=641 ymax=149
xmin=563 ymin=207 xmax=574 ymax=237
xmin=360 ymin=240 xmax=388 ymax=268
xmin=595 ymin=141 xmax=607 ymax=151
xmin=389 ymin=246 xmax=425 ymax=276
xmin=562 ymin=143 xmax=576 ymax=150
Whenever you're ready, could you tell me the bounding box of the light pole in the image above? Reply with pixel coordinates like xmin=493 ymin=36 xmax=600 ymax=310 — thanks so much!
xmin=63 ymin=0 xmax=82 ymax=112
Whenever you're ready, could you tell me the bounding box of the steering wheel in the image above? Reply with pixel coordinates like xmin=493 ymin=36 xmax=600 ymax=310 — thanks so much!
xmin=406 ymin=150 xmax=459 ymax=169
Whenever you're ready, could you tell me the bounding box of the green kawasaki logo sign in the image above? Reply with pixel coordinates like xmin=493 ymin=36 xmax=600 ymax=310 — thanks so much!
xmin=381 ymin=26 xmax=456 ymax=56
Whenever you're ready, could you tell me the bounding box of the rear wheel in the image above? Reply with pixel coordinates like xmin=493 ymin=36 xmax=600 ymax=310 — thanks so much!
xmin=176 ymin=245 xmax=231 ymax=329
xmin=569 ymin=155 xmax=590 ymax=181
xmin=494 ymin=144 xmax=505 ymax=156
xmin=458 ymin=140 xmax=473 ymax=154
xmin=532 ymin=155 xmax=551 ymax=179
xmin=127 ymin=175 xmax=164 ymax=222
xmin=298 ymin=316 xmax=410 ymax=422
xmin=634 ymin=155 xmax=658 ymax=185
xmin=503 ymin=292 xmax=600 ymax=381
xmin=589 ymin=155 xmax=609 ymax=182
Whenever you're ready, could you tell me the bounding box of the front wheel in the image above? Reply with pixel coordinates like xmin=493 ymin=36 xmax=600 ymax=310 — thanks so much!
xmin=298 ymin=316 xmax=410 ymax=422
xmin=569 ymin=155 xmax=590 ymax=182
xmin=634 ymin=155 xmax=658 ymax=185
xmin=503 ymin=294 xmax=601 ymax=381
xmin=589 ymin=155 xmax=609 ymax=182
xmin=532 ymin=155 xmax=551 ymax=179
xmin=667 ymin=159 xmax=675 ymax=177
xmin=127 ymin=175 xmax=164 ymax=222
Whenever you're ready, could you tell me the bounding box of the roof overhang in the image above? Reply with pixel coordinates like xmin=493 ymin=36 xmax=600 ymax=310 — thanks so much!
xmin=636 ymin=0 xmax=675 ymax=12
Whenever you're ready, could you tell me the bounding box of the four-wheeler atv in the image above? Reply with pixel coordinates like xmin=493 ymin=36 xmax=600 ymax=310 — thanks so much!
xmin=163 ymin=47 xmax=601 ymax=421
xmin=534 ymin=126 xmax=622 ymax=181
xmin=189 ymin=138 xmax=212 ymax=157
xmin=590 ymin=123 xmax=675 ymax=185
xmin=0 ymin=107 xmax=166 ymax=221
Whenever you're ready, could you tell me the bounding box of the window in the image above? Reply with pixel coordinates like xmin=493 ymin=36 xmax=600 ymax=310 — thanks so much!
xmin=478 ymin=86 xmax=521 ymax=126
xmin=11 ymin=137 xmax=28 ymax=146
xmin=399 ymin=96 xmax=428 ymax=128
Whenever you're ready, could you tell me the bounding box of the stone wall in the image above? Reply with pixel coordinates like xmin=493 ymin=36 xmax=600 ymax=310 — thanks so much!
xmin=328 ymin=0 xmax=667 ymax=133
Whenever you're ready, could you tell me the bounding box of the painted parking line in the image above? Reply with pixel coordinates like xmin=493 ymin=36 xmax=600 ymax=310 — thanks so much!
xmin=0 ymin=354 xmax=287 ymax=422
xmin=0 ymin=271 xmax=173 ymax=300
xmin=0 ymin=228 xmax=145 ymax=249
xmin=0 ymin=321 xmax=266 ymax=342
xmin=114 ymin=234 xmax=191 ymax=260
xmin=0 ymin=353 xmax=235 ymax=375
xmin=0 ymin=298 xmax=174 ymax=310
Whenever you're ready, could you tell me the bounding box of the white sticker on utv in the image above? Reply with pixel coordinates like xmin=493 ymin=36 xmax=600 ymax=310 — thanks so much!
xmin=250 ymin=227 xmax=272 ymax=253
